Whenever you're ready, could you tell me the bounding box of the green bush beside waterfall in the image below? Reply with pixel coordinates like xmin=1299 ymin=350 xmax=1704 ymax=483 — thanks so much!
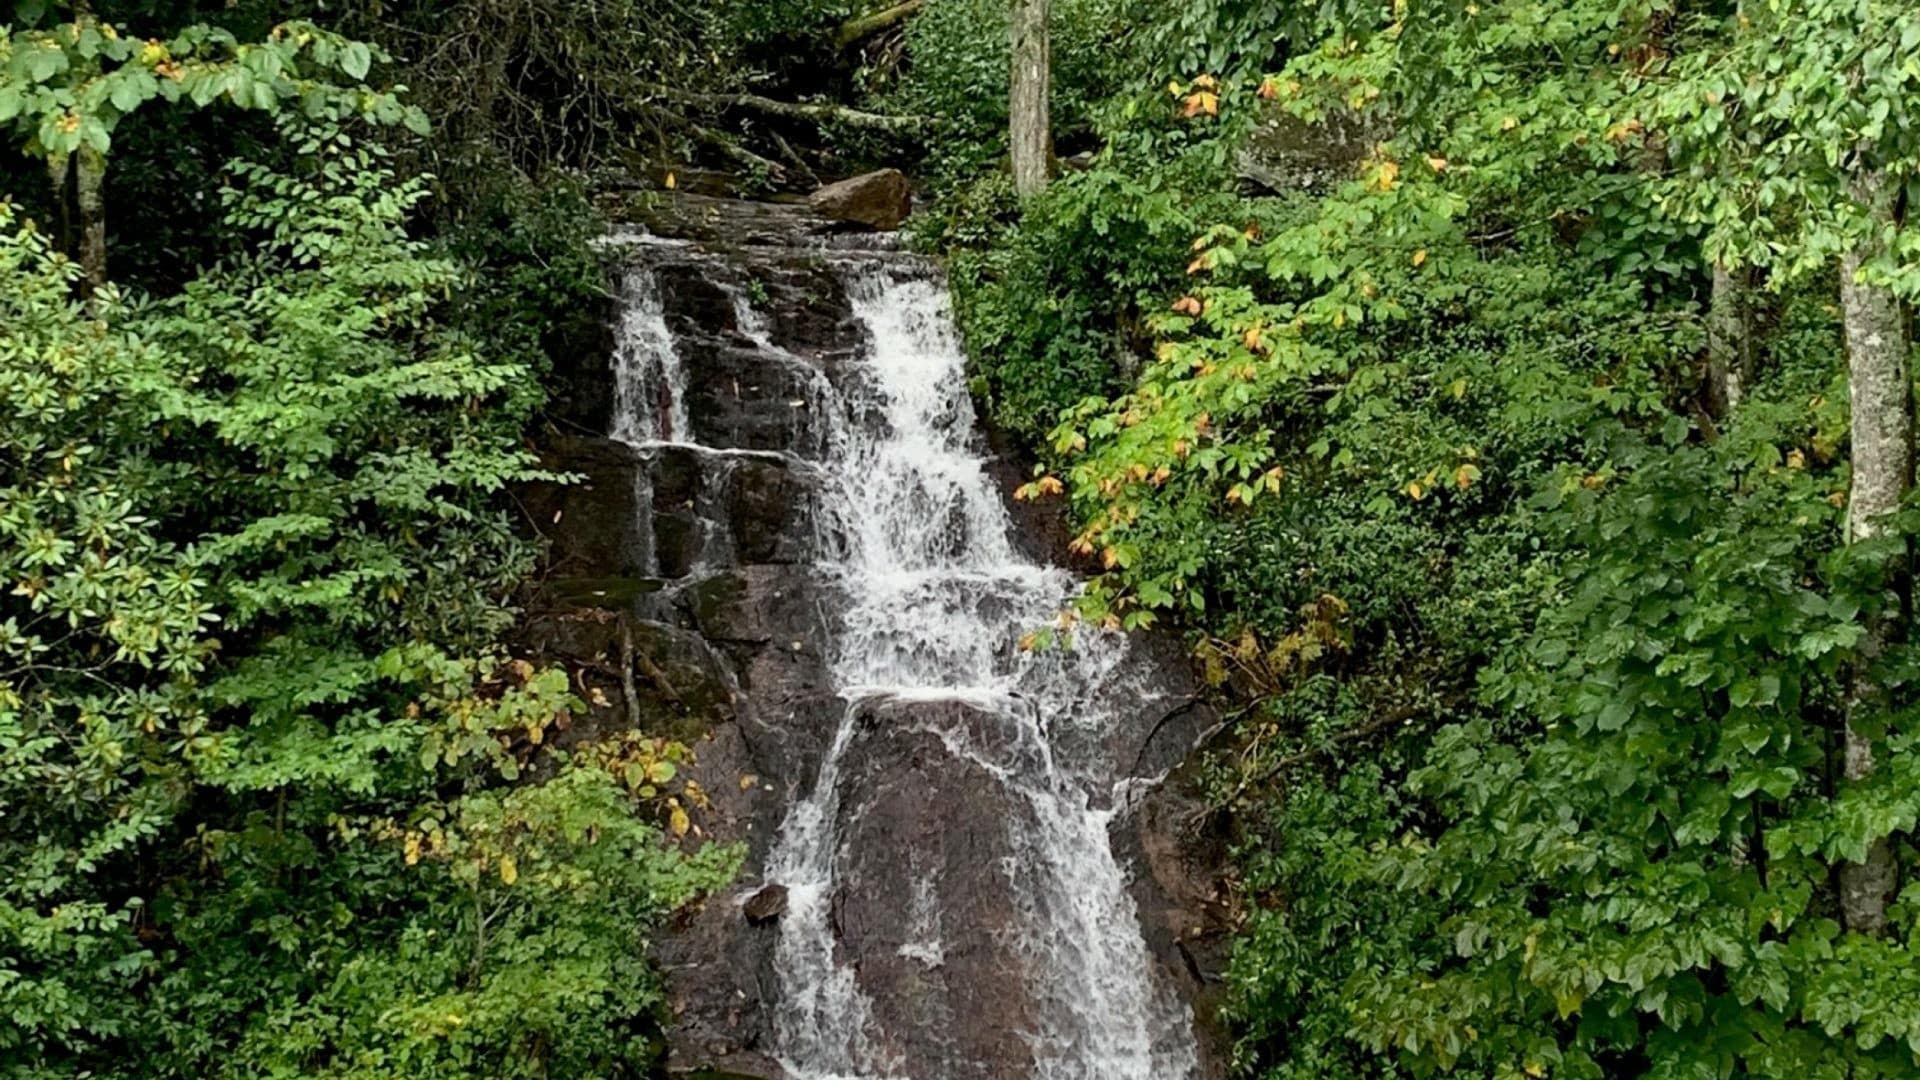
xmin=902 ymin=0 xmax=1920 ymax=1075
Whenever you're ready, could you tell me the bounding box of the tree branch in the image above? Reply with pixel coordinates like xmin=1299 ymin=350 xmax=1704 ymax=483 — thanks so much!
xmin=833 ymin=0 xmax=925 ymax=48
xmin=639 ymin=82 xmax=929 ymax=134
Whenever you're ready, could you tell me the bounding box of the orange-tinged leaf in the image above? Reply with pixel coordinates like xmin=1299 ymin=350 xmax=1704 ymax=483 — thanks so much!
xmin=1187 ymin=252 xmax=1212 ymax=274
xmin=1171 ymin=295 xmax=1204 ymax=316
xmin=1256 ymin=76 xmax=1280 ymax=100
xmin=1182 ymin=91 xmax=1219 ymax=117
xmin=1406 ymin=481 xmax=1425 ymax=500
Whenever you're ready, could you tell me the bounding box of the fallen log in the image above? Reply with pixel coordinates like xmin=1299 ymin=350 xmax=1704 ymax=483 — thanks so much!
xmin=833 ymin=0 xmax=925 ymax=47
xmin=639 ymin=82 xmax=929 ymax=134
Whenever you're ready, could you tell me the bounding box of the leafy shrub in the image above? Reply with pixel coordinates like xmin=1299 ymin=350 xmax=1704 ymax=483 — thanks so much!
xmin=0 ymin=124 xmax=734 ymax=1078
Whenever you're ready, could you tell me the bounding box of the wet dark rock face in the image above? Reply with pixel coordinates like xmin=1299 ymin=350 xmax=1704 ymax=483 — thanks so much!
xmin=522 ymin=192 xmax=1231 ymax=1079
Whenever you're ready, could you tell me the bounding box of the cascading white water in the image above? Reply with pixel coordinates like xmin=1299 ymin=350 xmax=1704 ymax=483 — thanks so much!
xmin=610 ymin=250 xmax=1196 ymax=1080
xmin=611 ymin=267 xmax=690 ymax=444
xmin=768 ymin=268 xmax=1196 ymax=1080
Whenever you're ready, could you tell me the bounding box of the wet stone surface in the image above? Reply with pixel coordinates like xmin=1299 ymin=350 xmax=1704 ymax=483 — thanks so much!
xmin=524 ymin=192 xmax=1231 ymax=1080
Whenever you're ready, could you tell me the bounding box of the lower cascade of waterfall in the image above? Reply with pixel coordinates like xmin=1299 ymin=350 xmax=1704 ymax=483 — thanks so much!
xmin=594 ymin=210 xmax=1206 ymax=1080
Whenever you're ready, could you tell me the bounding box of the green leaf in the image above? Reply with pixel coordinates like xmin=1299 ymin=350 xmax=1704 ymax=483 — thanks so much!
xmin=342 ymin=42 xmax=372 ymax=81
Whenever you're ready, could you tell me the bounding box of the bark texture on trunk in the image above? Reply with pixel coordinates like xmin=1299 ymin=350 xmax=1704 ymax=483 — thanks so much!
xmin=75 ymin=148 xmax=107 ymax=295
xmin=1705 ymin=261 xmax=1750 ymax=418
xmin=1838 ymin=162 xmax=1912 ymax=936
xmin=1009 ymin=0 xmax=1051 ymax=198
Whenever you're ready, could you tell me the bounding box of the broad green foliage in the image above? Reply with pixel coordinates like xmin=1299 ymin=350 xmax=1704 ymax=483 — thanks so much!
xmin=0 ymin=119 xmax=734 ymax=1076
xmin=886 ymin=0 xmax=1141 ymax=174
xmin=916 ymin=0 xmax=1920 ymax=1075
xmin=0 ymin=13 xmax=425 ymax=159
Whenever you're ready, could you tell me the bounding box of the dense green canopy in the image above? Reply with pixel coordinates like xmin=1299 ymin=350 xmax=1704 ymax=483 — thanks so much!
xmin=4 ymin=0 xmax=1919 ymax=1076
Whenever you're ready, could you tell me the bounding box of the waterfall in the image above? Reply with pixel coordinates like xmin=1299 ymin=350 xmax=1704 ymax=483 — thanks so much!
xmin=609 ymin=240 xmax=1198 ymax=1080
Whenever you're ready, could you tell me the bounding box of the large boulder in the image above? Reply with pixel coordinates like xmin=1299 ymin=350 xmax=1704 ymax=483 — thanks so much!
xmin=808 ymin=169 xmax=912 ymax=231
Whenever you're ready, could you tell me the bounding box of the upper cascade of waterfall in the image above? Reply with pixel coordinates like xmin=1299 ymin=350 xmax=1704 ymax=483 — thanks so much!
xmin=607 ymin=224 xmax=1201 ymax=1080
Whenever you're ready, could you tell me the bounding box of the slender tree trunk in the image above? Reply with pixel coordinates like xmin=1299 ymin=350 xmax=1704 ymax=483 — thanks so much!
xmin=75 ymin=148 xmax=107 ymax=295
xmin=46 ymin=152 xmax=72 ymax=260
xmin=1009 ymin=0 xmax=1051 ymax=197
xmin=1705 ymin=261 xmax=1750 ymax=418
xmin=1838 ymin=160 xmax=1911 ymax=936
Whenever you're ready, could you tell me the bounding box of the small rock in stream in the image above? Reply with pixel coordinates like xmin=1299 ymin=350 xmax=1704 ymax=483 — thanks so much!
xmin=742 ymin=884 xmax=788 ymax=924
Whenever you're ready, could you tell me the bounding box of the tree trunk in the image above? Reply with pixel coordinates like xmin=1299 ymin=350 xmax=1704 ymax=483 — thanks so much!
xmin=1837 ymin=160 xmax=1911 ymax=936
xmin=1009 ymin=0 xmax=1051 ymax=198
xmin=1705 ymin=261 xmax=1750 ymax=418
xmin=46 ymin=152 xmax=72 ymax=260
xmin=75 ymin=148 xmax=107 ymax=295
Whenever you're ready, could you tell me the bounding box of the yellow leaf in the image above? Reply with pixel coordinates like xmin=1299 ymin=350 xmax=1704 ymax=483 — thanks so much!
xmin=1192 ymin=73 xmax=1218 ymax=90
xmin=1412 ymin=248 xmax=1428 ymax=268
xmin=1372 ymin=158 xmax=1400 ymax=191
xmin=1525 ymin=1064 xmax=1545 ymax=1079
xmin=669 ymin=804 xmax=691 ymax=837
xmin=1500 ymin=115 xmax=1519 ymax=131
xmin=1167 ymin=79 xmax=1183 ymax=97
xmin=499 ymin=855 xmax=518 ymax=886
xmin=1406 ymin=481 xmax=1425 ymax=500
xmin=1786 ymin=448 xmax=1806 ymax=469
xmin=739 ymin=773 xmax=759 ymax=790
xmin=664 ymin=171 xmax=677 ymax=189
xmin=1425 ymin=154 xmax=1448 ymax=172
